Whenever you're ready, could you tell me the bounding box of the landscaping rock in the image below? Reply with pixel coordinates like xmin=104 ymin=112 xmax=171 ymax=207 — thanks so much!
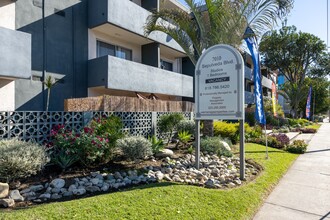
xmin=39 ymin=193 xmax=51 ymax=199
xmin=51 ymin=194 xmax=62 ymax=200
xmin=220 ymin=141 xmax=231 ymax=151
xmin=29 ymin=185 xmax=44 ymax=192
xmin=63 ymin=191 xmax=73 ymax=197
xmin=155 ymin=149 xmax=174 ymax=158
xmin=101 ymin=184 xmax=110 ymax=192
xmin=20 ymin=188 xmax=31 ymax=194
xmin=9 ymin=190 xmax=24 ymax=202
xmin=90 ymin=178 xmax=100 ymax=185
xmin=0 ymin=198 xmax=15 ymax=208
xmin=85 ymin=186 xmax=100 ymax=193
xmin=155 ymin=171 xmax=164 ymax=181
xmin=0 ymin=183 xmax=9 ymax=199
xmin=51 ymin=188 xmax=61 ymax=194
xmin=50 ymin=179 xmax=65 ymax=189
xmin=73 ymin=188 xmax=86 ymax=196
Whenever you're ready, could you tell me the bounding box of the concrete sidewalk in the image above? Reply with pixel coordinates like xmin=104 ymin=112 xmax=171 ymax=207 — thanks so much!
xmin=254 ymin=123 xmax=330 ymax=220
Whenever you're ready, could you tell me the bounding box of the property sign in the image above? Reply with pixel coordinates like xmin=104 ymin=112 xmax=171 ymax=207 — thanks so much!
xmin=195 ymin=44 xmax=244 ymax=120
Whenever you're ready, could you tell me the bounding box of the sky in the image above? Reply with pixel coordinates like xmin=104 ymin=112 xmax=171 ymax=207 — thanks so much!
xmin=178 ymin=0 xmax=330 ymax=49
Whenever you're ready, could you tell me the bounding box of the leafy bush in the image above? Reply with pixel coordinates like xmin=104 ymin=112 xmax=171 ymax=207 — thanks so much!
xmin=49 ymin=125 xmax=110 ymax=169
xmin=245 ymin=125 xmax=263 ymax=141
xmin=286 ymin=140 xmax=307 ymax=154
xmin=178 ymin=130 xmax=192 ymax=148
xmin=273 ymin=126 xmax=290 ymax=133
xmin=250 ymin=136 xmax=280 ymax=149
xmin=90 ymin=115 xmax=124 ymax=151
xmin=300 ymin=128 xmax=317 ymax=133
xmin=288 ymin=118 xmax=310 ymax=127
xmin=148 ymin=135 xmax=164 ymax=154
xmin=116 ymin=136 xmax=153 ymax=160
xmin=269 ymin=133 xmax=290 ymax=149
xmin=0 ymin=139 xmax=49 ymax=182
xmin=177 ymin=120 xmax=195 ymax=135
xmin=200 ymin=136 xmax=232 ymax=157
xmin=266 ymin=115 xmax=289 ymax=128
xmin=214 ymin=121 xmax=251 ymax=144
xmin=158 ymin=113 xmax=184 ymax=143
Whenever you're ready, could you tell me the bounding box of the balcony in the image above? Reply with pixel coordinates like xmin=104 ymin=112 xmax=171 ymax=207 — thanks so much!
xmin=88 ymin=0 xmax=184 ymax=53
xmin=0 ymin=27 xmax=31 ymax=79
xmin=245 ymin=66 xmax=253 ymax=80
xmin=88 ymin=56 xmax=193 ymax=98
xmin=245 ymin=66 xmax=272 ymax=89
xmin=261 ymin=76 xmax=272 ymax=89
xmin=245 ymin=91 xmax=255 ymax=104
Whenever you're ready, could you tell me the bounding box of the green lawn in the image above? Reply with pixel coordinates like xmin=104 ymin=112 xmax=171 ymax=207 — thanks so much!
xmin=305 ymin=123 xmax=321 ymax=130
xmin=0 ymin=144 xmax=298 ymax=220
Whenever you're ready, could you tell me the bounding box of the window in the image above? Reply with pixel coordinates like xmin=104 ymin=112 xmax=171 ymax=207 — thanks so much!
xmin=160 ymin=59 xmax=173 ymax=71
xmin=97 ymin=41 xmax=132 ymax=61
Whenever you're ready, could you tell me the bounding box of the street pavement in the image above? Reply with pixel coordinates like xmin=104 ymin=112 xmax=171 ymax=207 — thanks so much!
xmin=254 ymin=123 xmax=330 ymax=220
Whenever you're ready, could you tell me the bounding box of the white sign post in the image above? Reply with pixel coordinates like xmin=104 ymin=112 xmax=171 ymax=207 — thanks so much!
xmin=194 ymin=44 xmax=245 ymax=180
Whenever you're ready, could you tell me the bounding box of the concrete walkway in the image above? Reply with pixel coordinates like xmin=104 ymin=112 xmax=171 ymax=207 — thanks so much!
xmin=254 ymin=123 xmax=330 ymax=220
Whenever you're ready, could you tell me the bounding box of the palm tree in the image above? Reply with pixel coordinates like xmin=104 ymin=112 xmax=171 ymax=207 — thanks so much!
xmin=43 ymin=75 xmax=55 ymax=111
xmin=145 ymin=0 xmax=293 ymax=135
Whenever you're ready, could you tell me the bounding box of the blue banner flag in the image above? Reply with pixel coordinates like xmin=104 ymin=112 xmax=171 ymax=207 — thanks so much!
xmin=306 ymin=86 xmax=312 ymax=119
xmin=244 ymin=27 xmax=266 ymax=125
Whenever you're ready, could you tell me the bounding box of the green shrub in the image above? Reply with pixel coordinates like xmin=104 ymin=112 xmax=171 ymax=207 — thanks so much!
xmin=90 ymin=115 xmax=124 ymax=152
xmin=148 ymin=135 xmax=164 ymax=154
xmin=245 ymin=125 xmax=263 ymax=141
xmin=273 ymin=126 xmax=290 ymax=133
xmin=0 ymin=139 xmax=49 ymax=182
xmin=286 ymin=140 xmax=307 ymax=154
xmin=49 ymin=125 xmax=110 ymax=169
xmin=250 ymin=136 xmax=280 ymax=149
xmin=200 ymin=136 xmax=232 ymax=157
xmin=116 ymin=136 xmax=153 ymax=160
xmin=158 ymin=113 xmax=184 ymax=143
xmin=178 ymin=130 xmax=192 ymax=148
xmin=269 ymin=133 xmax=290 ymax=149
xmin=177 ymin=120 xmax=195 ymax=135
xmin=214 ymin=121 xmax=251 ymax=144
xmin=245 ymin=111 xmax=256 ymax=126
xmin=289 ymin=118 xmax=310 ymax=127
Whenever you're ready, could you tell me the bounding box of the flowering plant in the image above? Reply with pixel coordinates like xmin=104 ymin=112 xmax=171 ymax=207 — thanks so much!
xmin=48 ymin=124 xmax=109 ymax=169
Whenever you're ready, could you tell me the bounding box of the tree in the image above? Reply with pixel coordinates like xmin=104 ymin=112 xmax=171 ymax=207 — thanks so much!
xmin=145 ymin=0 xmax=293 ymax=65
xmin=43 ymin=75 xmax=56 ymax=111
xmin=145 ymin=0 xmax=293 ymax=135
xmin=298 ymin=77 xmax=330 ymax=117
xmin=259 ymin=26 xmax=327 ymax=118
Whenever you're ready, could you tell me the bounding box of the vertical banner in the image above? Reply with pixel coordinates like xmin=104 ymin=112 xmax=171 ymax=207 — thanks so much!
xmin=244 ymin=27 xmax=266 ymax=125
xmin=272 ymin=82 xmax=277 ymax=117
xmin=306 ymin=86 xmax=312 ymax=119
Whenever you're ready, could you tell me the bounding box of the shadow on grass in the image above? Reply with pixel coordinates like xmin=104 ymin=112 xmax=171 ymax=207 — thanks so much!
xmin=10 ymin=182 xmax=179 ymax=211
xmin=245 ymin=150 xmax=286 ymax=154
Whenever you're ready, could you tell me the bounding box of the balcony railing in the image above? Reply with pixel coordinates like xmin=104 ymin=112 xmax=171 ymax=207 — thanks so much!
xmin=88 ymin=0 xmax=184 ymax=53
xmin=0 ymin=27 xmax=31 ymax=79
xmin=88 ymin=55 xmax=193 ymax=98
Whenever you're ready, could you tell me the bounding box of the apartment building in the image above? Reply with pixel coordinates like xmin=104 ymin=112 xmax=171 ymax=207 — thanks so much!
xmin=0 ymin=0 xmax=194 ymax=111
xmin=0 ymin=0 xmax=273 ymax=111
xmin=0 ymin=0 xmax=31 ymax=111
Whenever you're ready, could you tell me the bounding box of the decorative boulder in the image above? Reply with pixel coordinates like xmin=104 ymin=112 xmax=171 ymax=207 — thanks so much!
xmin=155 ymin=149 xmax=174 ymax=158
xmin=220 ymin=141 xmax=231 ymax=151
xmin=0 ymin=183 xmax=9 ymax=199
xmin=9 ymin=190 xmax=24 ymax=202
xmin=0 ymin=198 xmax=15 ymax=208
